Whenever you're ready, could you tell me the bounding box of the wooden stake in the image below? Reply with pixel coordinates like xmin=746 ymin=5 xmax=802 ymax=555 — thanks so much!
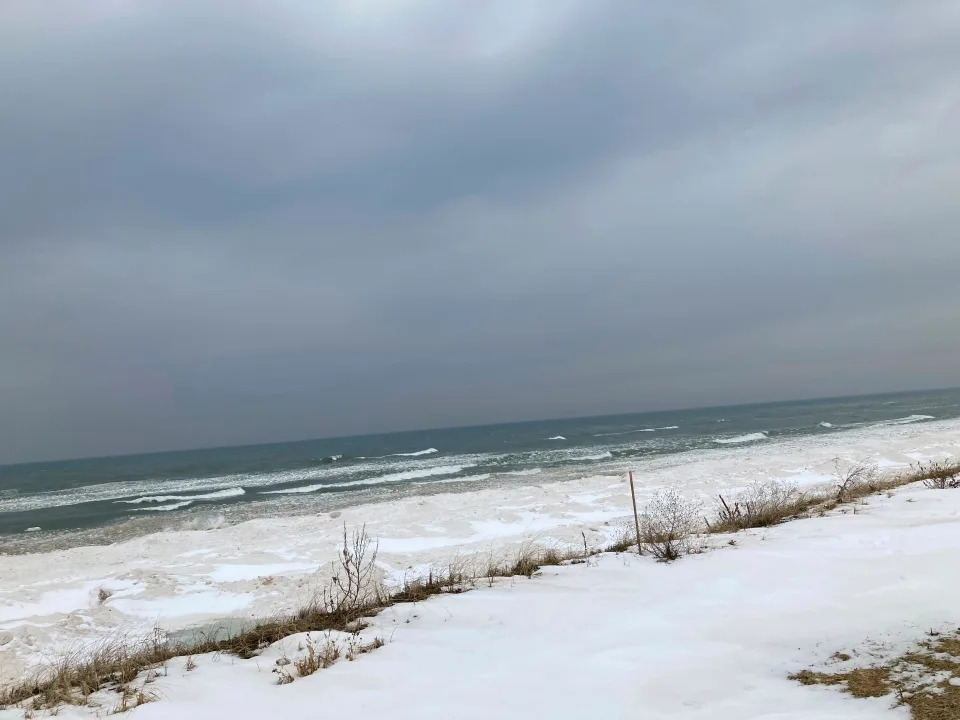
xmin=628 ymin=471 xmax=642 ymax=555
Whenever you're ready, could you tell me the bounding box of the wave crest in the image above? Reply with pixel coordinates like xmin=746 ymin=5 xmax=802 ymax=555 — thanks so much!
xmin=714 ymin=432 xmax=769 ymax=445
xmin=391 ymin=448 xmax=438 ymax=457
xmin=262 ymin=464 xmax=472 ymax=495
xmin=117 ymin=487 xmax=246 ymax=505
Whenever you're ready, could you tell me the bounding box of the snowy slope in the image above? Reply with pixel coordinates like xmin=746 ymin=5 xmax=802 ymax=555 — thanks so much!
xmin=14 ymin=482 xmax=958 ymax=719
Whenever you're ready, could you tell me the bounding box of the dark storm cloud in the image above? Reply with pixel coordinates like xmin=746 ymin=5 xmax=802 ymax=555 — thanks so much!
xmin=2 ymin=1 xmax=959 ymax=462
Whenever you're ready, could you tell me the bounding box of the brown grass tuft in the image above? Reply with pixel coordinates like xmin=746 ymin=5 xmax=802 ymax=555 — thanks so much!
xmin=294 ymin=634 xmax=340 ymax=677
xmin=707 ymin=480 xmax=810 ymax=532
xmin=790 ymin=630 xmax=960 ymax=719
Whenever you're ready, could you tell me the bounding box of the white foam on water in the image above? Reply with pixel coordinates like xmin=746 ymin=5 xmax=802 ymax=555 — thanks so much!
xmin=714 ymin=432 xmax=769 ymax=445
xmin=548 ymin=436 xmax=566 ymax=440
xmin=819 ymin=422 xmax=834 ymax=428
xmin=594 ymin=426 xmax=679 ymax=437
xmin=262 ymin=465 xmax=473 ymax=495
xmin=882 ymin=414 xmax=935 ymax=425
xmin=417 ymin=473 xmax=492 ymax=486
xmin=390 ymin=448 xmax=438 ymax=457
xmin=570 ymin=451 xmax=614 ymax=461
xmin=132 ymin=500 xmax=195 ymax=512
xmin=118 ymin=487 xmax=246 ymax=505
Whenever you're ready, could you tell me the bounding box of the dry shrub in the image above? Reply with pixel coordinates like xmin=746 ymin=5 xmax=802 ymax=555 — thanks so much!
xmin=639 ymin=489 xmax=701 ymax=561
xmin=834 ymin=458 xmax=880 ymax=503
xmin=916 ymin=460 xmax=960 ymax=489
xmin=708 ymin=480 xmax=806 ymax=532
xmin=325 ymin=524 xmax=386 ymax=613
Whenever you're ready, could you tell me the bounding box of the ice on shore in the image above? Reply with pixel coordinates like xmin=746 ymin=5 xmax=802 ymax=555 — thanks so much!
xmin=1 ymin=417 xmax=959 ymax=714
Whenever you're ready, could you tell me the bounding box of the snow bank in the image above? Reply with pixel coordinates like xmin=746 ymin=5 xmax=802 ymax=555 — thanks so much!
xmin=15 ymin=474 xmax=960 ymax=719
xmin=1 ymin=418 xmax=959 ymax=697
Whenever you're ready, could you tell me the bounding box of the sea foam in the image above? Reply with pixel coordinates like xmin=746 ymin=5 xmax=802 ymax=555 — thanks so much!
xmin=714 ymin=432 xmax=769 ymax=445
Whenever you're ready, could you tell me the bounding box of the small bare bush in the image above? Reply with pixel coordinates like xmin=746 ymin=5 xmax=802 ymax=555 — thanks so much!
xmin=917 ymin=460 xmax=960 ymax=489
xmin=639 ymin=489 xmax=701 ymax=561
xmin=834 ymin=459 xmax=879 ymax=503
xmin=325 ymin=525 xmax=384 ymax=613
xmin=709 ymin=480 xmax=805 ymax=532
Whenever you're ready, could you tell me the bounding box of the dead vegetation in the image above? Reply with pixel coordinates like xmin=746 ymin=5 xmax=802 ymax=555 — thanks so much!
xmin=789 ymin=630 xmax=960 ymax=719
xmin=704 ymin=457 xmax=955 ymax=536
xmin=293 ymin=634 xmax=340 ymax=678
xmin=917 ymin=460 xmax=960 ymax=489
xmin=639 ymin=488 xmax=701 ymax=561
xmin=707 ymin=480 xmax=810 ymax=532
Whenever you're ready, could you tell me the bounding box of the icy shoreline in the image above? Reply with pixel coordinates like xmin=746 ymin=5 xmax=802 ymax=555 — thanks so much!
xmin=2 ymin=418 xmax=960 ymax=692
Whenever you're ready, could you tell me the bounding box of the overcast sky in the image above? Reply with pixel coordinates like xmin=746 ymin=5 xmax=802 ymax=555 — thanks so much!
xmin=2 ymin=1 xmax=959 ymax=463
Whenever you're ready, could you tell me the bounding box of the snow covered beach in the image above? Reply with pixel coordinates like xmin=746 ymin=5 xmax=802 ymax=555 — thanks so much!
xmin=2 ymin=418 xmax=960 ymax=717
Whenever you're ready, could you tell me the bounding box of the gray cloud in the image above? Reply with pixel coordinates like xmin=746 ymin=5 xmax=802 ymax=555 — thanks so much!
xmin=2 ymin=1 xmax=960 ymax=462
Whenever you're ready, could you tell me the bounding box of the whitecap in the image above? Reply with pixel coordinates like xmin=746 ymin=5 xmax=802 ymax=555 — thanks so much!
xmin=133 ymin=500 xmax=195 ymax=512
xmin=714 ymin=432 xmax=769 ymax=445
xmin=594 ymin=426 xmax=679 ymax=437
xmin=117 ymin=487 xmax=246 ymax=505
xmin=262 ymin=464 xmax=473 ymax=495
xmin=417 ymin=473 xmax=492 ymax=486
xmin=881 ymin=414 xmax=934 ymax=426
xmin=548 ymin=436 xmax=566 ymax=441
xmin=570 ymin=451 xmax=613 ymax=461
xmin=819 ymin=422 xmax=834 ymax=428
xmin=390 ymin=448 xmax=438 ymax=457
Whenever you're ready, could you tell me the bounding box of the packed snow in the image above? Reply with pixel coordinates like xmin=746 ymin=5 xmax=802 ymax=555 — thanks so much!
xmin=1 ymin=418 xmax=959 ymax=718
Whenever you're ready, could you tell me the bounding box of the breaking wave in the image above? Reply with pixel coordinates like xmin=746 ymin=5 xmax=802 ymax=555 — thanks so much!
xmin=880 ymin=414 xmax=934 ymax=426
xmin=390 ymin=448 xmax=438 ymax=457
xmin=133 ymin=500 xmax=194 ymax=512
xmin=594 ymin=426 xmax=679 ymax=437
xmin=569 ymin=451 xmax=613 ymax=461
xmin=714 ymin=432 xmax=769 ymax=445
xmin=118 ymin=487 xmax=246 ymax=505
xmin=261 ymin=465 xmax=472 ymax=495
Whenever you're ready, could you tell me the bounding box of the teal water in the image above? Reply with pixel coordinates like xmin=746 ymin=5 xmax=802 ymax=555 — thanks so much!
xmin=2 ymin=388 xmax=958 ymax=548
